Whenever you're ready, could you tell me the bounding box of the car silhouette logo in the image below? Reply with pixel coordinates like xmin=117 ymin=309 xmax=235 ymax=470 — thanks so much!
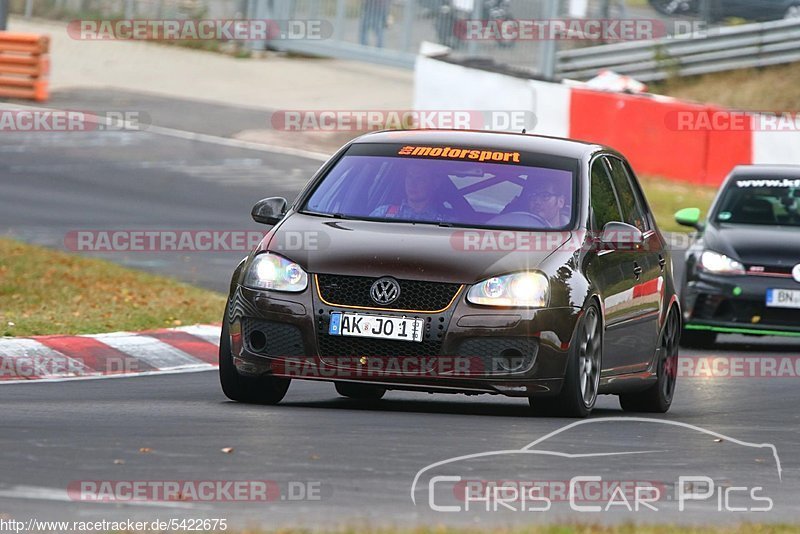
xmin=370 ymin=277 xmax=401 ymax=305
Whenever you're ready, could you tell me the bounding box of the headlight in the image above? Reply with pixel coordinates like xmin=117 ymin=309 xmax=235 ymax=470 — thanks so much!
xmin=467 ymin=272 xmax=550 ymax=307
xmin=243 ymin=253 xmax=308 ymax=292
xmin=699 ymin=250 xmax=745 ymax=275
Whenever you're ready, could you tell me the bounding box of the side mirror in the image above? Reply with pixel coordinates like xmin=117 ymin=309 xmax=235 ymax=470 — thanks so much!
xmin=251 ymin=197 xmax=288 ymax=225
xmin=601 ymin=221 xmax=643 ymax=247
xmin=674 ymin=207 xmax=703 ymax=230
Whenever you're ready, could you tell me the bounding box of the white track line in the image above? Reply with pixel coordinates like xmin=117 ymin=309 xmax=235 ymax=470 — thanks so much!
xmin=0 ymin=102 xmax=331 ymax=162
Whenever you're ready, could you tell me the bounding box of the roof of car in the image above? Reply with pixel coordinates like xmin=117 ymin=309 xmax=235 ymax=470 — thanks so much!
xmin=730 ymin=164 xmax=800 ymax=177
xmin=351 ymin=129 xmax=606 ymax=160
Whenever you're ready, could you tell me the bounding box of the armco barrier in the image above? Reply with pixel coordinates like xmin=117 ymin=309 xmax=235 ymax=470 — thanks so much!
xmin=415 ymin=54 xmax=800 ymax=186
xmin=0 ymin=32 xmax=50 ymax=101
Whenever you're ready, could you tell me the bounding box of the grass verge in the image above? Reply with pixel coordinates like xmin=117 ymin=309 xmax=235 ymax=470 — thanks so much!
xmin=651 ymin=62 xmax=800 ymax=112
xmin=0 ymin=237 xmax=226 ymax=337
xmin=639 ymin=175 xmax=717 ymax=233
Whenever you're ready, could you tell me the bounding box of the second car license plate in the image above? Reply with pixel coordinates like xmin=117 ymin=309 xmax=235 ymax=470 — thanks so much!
xmin=328 ymin=312 xmax=424 ymax=342
xmin=766 ymin=289 xmax=800 ymax=309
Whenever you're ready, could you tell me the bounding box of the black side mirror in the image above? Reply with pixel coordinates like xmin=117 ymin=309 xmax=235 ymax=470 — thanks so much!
xmin=601 ymin=221 xmax=643 ymax=247
xmin=251 ymin=197 xmax=288 ymax=225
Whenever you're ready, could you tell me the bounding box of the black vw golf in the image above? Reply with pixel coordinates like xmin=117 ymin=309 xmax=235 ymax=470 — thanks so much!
xmin=676 ymin=165 xmax=800 ymax=347
xmin=220 ymin=130 xmax=680 ymax=417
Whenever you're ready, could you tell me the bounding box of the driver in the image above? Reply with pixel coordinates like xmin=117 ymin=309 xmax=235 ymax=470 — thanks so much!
xmin=370 ymin=165 xmax=445 ymax=221
xmin=528 ymin=177 xmax=569 ymax=228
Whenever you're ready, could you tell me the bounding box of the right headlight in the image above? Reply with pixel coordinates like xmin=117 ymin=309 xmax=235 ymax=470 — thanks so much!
xmin=699 ymin=250 xmax=745 ymax=275
xmin=243 ymin=253 xmax=308 ymax=292
xmin=467 ymin=272 xmax=550 ymax=307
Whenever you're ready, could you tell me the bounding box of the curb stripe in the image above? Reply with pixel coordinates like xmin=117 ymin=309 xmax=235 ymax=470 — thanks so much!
xmin=35 ymin=335 xmax=159 ymax=374
xmin=0 ymin=325 xmax=222 ymax=383
xmin=0 ymin=339 xmax=89 ymax=381
xmin=94 ymin=333 xmax=209 ymax=370
xmin=144 ymin=329 xmax=219 ymax=365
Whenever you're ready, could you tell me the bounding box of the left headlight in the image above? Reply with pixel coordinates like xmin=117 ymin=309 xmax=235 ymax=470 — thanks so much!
xmin=699 ymin=250 xmax=745 ymax=275
xmin=467 ymin=272 xmax=550 ymax=307
xmin=243 ymin=253 xmax=308 ymax=292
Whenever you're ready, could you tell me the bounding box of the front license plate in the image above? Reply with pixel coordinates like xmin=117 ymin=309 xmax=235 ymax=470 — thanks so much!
xmin=328 ymin=312 xmax=424 ymax=342
xmin=766 ymin=289 xmax=800 ymax=309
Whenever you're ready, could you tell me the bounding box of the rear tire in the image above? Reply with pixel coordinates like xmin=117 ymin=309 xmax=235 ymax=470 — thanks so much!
xmin=335 ymin=382 xmax=386 ymax=400
xmin=620 ymin=309 xmax=680 ymax=413
xmin=680 ymin=328 xmax=716 ymax=349
xmin=219 ymin=317 xmax=290 ymax=405
xmin=529 ymin=302 xmax=602 ymax=418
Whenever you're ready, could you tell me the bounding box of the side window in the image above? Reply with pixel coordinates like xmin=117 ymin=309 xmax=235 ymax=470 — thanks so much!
xmin=607 ymin=157 xmax=649 ymax=232
xmin=590 ymin=158 xmax=623 ymax=232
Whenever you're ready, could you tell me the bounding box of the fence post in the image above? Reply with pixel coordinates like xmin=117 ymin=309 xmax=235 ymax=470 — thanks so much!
xmin=333 ymin=0 xmax=346 ymax=41
xmin=124 ymin=0 xmax=134 ymax=19
xmin=0 ymin=0 xmax=8 ymax=30
xmin=465 ymin=0 xmax=480 ymax=57
xmin=24 ymin=0 xmax=33 ymax=18
xmin=401 ymin=0 xmax=416 ymax=51
xmin=538 ymin=0 xmax=559 ymax=79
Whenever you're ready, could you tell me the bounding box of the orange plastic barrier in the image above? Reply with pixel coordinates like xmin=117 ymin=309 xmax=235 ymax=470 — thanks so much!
xmin=569 ymin=88 xmax=752 ymax=186
xmin=0 ymin=32 xmax=50 ymax=101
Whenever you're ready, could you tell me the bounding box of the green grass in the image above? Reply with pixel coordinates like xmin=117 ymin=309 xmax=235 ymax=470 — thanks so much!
xmin=639 ymin=175 xmax=717 ymax=233
xmin=0 ymin=237 xmax=226 ymax=337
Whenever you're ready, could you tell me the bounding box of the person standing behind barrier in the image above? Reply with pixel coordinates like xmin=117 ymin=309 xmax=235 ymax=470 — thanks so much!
xmin=360 ymin=0 xmax=391 ymax=48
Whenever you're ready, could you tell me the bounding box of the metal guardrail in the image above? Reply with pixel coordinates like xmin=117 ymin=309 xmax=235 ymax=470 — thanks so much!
xmin=557 ymin=17 xmax=800 ymax=82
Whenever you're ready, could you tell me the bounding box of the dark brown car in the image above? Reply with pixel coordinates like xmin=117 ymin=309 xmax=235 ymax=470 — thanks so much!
xmin=219 ymin=130 xmax=681 ymax=417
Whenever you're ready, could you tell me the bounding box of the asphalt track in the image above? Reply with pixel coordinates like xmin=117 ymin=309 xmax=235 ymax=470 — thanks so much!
xmin=1 ymin=92 xmax=799 ymax=528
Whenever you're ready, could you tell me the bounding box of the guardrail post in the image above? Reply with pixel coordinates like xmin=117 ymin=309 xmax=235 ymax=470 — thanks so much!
xmin=124 ymin=0 xmax=134 ymax=19
xmin=24 ymin=0 xmax=33 ymax=18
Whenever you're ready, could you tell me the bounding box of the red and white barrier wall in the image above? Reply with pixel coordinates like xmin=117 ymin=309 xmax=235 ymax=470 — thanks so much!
xmin=414 ymin=55 xmax=800 ymax=186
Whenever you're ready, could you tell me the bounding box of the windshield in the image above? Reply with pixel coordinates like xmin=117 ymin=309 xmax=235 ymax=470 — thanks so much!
xmin=303 ymin=143 xmax=577 ymax=230
xmin=714 ymin=176 xmax=800 ymax=227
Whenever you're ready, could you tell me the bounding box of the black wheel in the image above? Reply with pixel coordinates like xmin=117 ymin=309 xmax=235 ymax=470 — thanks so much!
xmin=680 ymin=328 xmax=716 ymax=349
xmin=620 ymin=309 xmax=680 ymax=413
xmin=335 ymin=382 xmax=386 ymax=400
xmin=529 ymin=302 xmax=602 ymax=418
xmin=219 ymin=316 xmax=290 ymax=404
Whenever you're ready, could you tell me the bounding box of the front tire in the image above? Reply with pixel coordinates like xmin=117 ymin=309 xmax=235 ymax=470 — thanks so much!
xmin=219 ymin=317 xmax=290 ymax=404
xmin=620 ymin=309 xmax=680 ymax=413
xmin=529 ymin=303 xmax=602 ymax=418
xmin=335 ymin=382 xmax=386 ymax=400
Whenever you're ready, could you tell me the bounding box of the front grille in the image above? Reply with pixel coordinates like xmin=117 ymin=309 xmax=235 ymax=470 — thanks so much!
xmin=316 ymin=274 xmax=461 ymax=312
xmin=242 ymin=318 xmax=307 ymax=358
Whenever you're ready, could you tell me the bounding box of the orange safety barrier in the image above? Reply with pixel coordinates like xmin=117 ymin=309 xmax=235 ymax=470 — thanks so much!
xmin=0 ymin=32 xmax=50 ymax=102
xmin=569 ymin=88 xmax=752 ymax=186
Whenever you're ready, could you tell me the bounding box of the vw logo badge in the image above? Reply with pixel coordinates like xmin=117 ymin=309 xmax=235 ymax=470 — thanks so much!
xmin=793 ymin=264 xmax=800 ymax=283
xmin=370 ymin=277 xmax=401 ymax=305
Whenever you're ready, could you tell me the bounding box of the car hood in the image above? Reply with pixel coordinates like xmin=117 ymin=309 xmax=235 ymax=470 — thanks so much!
xmin=262 ymin=212 xmax=573 ymax=284
xmin=705 ymin=223 xmax=800 ymax=267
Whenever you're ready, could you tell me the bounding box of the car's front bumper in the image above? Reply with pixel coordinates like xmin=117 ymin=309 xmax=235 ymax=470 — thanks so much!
xmin=226 ymin=283 xmax=582 ymax=397
xmin=683 ymin=271 xmax=800 ymax=337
